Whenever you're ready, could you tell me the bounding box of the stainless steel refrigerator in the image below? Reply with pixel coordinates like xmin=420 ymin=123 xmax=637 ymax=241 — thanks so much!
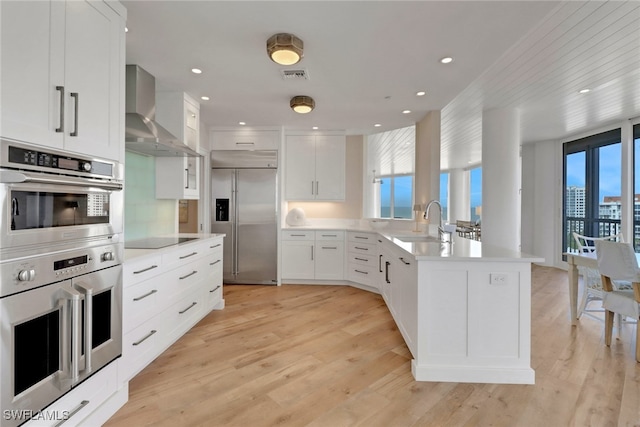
xmin=210 ymin=150 xmax=277 ymax=284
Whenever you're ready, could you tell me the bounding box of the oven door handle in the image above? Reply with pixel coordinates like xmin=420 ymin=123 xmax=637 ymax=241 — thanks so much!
xmin=0 ymin=170 xmax=123 ymax=190
xmin=74 ymin=282 xmax=93 ymax=375
xmin=58 ymin=285 xmax=83 ymax=384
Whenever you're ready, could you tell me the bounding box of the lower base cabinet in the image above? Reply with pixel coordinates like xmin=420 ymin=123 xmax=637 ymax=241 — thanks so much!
xmin=281 ymin=230 xmax=344 ymax=280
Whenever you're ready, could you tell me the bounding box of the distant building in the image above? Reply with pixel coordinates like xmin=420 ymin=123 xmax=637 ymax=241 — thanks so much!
xmin=566 ymin=186 xmax=586 ymax=217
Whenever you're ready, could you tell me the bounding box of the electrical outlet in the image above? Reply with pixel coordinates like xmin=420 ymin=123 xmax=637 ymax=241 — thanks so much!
xmin=490 ymin=273 xmax=508 ymax=285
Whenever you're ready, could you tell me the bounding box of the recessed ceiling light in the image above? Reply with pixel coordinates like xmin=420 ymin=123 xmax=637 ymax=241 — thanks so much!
xmin=416 ymin=91 xmax=426 ymax=96
xmin=374 ymin=123 xmax=381 ymax=127
xmin=440 ymin=57 xmax=454 ymax=64
xmin=579 ymin=88 xmax=591 ymax=94
xmin=238 ymin=121 xmax=246 ymax=126
xmin=191 ymin=68 xmax=202 ymax=74
xmin=201 ymin=96 xmax=210 ymax=101
xmin=125 ymin=27 xmax=129 ymax=33
xmin=312 ymin=126 xmax=318 ymax=130
xmin=402 ymin=110 xmax=411 ymax=114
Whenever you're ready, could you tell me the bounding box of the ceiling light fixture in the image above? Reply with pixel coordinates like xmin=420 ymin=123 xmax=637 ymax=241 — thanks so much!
xmin=416 ymin=91 xmax=426 ymax=96
xmin=440 ymin=57 xmax=453 ymax=64
xmin=191 ymin=68 xmax=202 ymax=74
xmin=374 ymin=123 xmax=381 ymax=127
xmin=402 ymin=110 xmax=411 ymax=114
xmin=312 ymin=126 xmax=318 ymax=130
xmin=201 ymin=96 xmax=210 ymax=101
xmin=579 ymin=88 xmax=591 ymax=94
xmin=290 ymin=95 xmax=315 ymax=114
xmin=239 ymin=121 xmax=246 ymax=126
xmin=267 ymin=33 xmax=304 ymax=65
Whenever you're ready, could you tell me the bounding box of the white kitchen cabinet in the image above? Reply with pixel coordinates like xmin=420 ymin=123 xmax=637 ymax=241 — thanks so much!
xmin=156 ymin=91 xmax=200 ymax=151
xmin=120 ymin=236 xmax=224 ymax=384
xmin=210 ymin=129 xmax=280 ymax=150
xmin=0 ymin=0 xmax=125 ymax=162
xmin=285 ymin=134 xmax=345 ymax=200
xmin=346 ymin=232 xmax=378 ymax=289
xmin=281 ymin=230 xmax=345 ymax=280
xmin=155 ymin=156 xmax=200 ymax=199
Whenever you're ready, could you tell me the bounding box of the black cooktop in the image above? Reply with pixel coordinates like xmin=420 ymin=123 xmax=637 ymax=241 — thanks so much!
xmin=125 ymin=237 xmax=199 ymax=250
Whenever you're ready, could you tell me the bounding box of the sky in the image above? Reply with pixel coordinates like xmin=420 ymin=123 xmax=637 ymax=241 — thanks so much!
xmin=566 ymin=143 xmax=622 ymax=201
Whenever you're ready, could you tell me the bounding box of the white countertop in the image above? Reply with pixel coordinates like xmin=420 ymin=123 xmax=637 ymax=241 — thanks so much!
xmin=283 ymin=225 xmax=544 ymax=263
xmin=124 ymin=233 xmax=225 ymax=261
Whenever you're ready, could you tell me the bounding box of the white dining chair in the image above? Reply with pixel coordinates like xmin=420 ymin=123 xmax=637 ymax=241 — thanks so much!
xmin=594 ymin=240 xmax=640 ymax=362
xmin=572 ymin=232 xmax=625 ymax=321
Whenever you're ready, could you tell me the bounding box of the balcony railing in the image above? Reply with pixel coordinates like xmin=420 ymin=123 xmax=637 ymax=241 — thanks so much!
xmin=565 ymin=217 xmax=621 ymax=253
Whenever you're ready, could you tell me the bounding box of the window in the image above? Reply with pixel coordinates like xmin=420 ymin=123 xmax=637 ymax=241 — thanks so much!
xmin=367 ymin=126 xmax=415 ymax=219
xmin=470 ymin=167 xmax=482 ymax=222
xmin=440 ymin=172 xmax=449 ymax=222
xmin=563 ymin=129 xmax=621 ymax=254
xmin=633 ymin=124 xmax=640 ymax=250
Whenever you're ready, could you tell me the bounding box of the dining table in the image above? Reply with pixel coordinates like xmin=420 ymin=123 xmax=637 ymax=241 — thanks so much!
xmin=564 ymin=250 xmax=640 ymax=325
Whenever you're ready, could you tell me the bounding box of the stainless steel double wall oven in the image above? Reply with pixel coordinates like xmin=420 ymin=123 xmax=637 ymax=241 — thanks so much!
xmin=0 ymin=139 xmax=124 ymax=426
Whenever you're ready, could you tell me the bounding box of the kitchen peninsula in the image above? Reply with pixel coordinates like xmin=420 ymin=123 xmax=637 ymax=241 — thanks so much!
xmin=282 ymin=224 xmax=543 ymax=384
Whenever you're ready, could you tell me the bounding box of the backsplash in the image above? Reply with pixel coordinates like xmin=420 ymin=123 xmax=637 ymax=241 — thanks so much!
xmin=124 ymin=152 xmax=176 ymax=241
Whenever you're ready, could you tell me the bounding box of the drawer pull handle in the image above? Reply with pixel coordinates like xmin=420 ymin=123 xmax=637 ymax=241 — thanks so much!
xmin=290 ymin=234 xmax=306 ymax=237
xmin=322 ymin=246 xmax=337 ymax=250
xmin=355 ymin=269 xmax=368 ymax=275
xmin=54 ymin=399 xmax=90 ymax=427
xmin=210 ymin=244 xmax=221 ymax=248
xmin=132 ymin=330 xmax=157 ymax=346
xmin=354 ymin=246 xmax=369 ymax=251
xmin=236 ymin=142 xmax=254 ymax=146
xmin=133 ymin=265 xmax=158 ymax=274
xmin=355 ymin=236 xmax=369 ymax=240
xmin=355 ymin=257 xmax=368 ymax=262
xmin=133 ymin=289 xmax=157 ymax=301
xmin=322 ymin=234 xmax=337 ymax=237
xmin=179 ymin=251 xmax=198 ymax=259
xmin=378 ymin=239 xmax=382 ymax=243
xmin=399 ymin=257 xmax=411 ymax=265
xmin=179 ymin=270 xmax=198 ymax=280
xmin=179 ymin=302 xmax=197 ymax=314
xmin=210 ymin=259 xmax=221 ymax=265
xmin=210 ymin=285 xmax=222 ymax=293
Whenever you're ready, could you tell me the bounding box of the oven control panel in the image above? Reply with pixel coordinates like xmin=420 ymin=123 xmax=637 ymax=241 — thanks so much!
xmin=0 ymin=242 xmax=123 ymax=298
xmin=5 ymin=144 xmax=114 ymax=178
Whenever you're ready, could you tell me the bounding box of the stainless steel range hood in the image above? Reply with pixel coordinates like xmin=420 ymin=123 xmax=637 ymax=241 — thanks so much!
xmin=125 ymin=65 xmax=200 ymax=157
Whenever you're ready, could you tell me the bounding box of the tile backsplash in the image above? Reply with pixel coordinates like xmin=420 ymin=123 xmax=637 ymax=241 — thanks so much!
xmin=124 ymin=152 xmax=176 ymax=241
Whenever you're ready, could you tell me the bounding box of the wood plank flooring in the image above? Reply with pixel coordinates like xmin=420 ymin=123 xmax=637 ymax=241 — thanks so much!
xmin=105 ymin=266 xmax=640 ymax=426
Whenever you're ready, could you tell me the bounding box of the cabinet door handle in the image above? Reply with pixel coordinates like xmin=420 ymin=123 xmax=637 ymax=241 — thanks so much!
xmin=55 ymin=86 xmax=65 ymax=132
xmin=290 ymin=234 xmax=307 ymax=237
xmin=210 ymin=259 xmax=221 ymax=266
xmin=133 ymin=289 xmax=157 ymax=301
xmin=210 ymin=243 xmax=221 ymax=248
xmin=385 ymin=261 xmax=391 ymax=284
xmin=179 ymin=270 xmax=198 ymax=280
xmin=355 ymin=269 xmax=368 ymax=275
xmin=355 ymin=246 xmax=368 ymax=251
xmin=311 ymin=245 xmax=314 ymax=261
xmin=53 ymin=399 xmax=90 ymax=427
xmin=321 ymin=234 xmax=337 ymax=237
xmin=179 ymin=301 xmax=197 ymax=314
xmin=399 ymin=257 xmax=411 ymax=265
xmin=210 ymin=285 xmax=221 ymax=293
xmin=355 ymin=236 xmax=369 ymax=240
xmin=311 ymin=181 xmax=315 ymax=195
xmin=379 ymin=254 xmax=383 ymax=272
xmin=236 ymin=142 xmax=254 ymax=146
xmin=322 ymin=246 xmax=337 ymax=250
xmin=132 ymin=330 xmax=157 ymax=346
xmin=70 ymin=92 xmax=79 ymax=136
xmin=355 ymin=257 xmax=368 ymax=262
xmin=185 ymin=168 xmax=189 ymax=189
xmin=133 ymin=264 xmax=158 ymax=274
xmin=179 ymin=251 xmax=198 ymax=259
xmin=316 ymin=181 xmax=319 ymax=195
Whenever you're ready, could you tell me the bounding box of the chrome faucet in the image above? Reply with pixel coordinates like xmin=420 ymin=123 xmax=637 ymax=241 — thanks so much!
xmin=424 ymin=200 xmax=451 ymax=242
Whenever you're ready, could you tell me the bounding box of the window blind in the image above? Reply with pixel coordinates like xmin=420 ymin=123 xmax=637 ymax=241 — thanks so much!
xmin=367 ymin=125 xmax=415 ymax=177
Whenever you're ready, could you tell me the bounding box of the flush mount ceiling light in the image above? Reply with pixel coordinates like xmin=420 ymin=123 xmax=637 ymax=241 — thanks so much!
xmin=267 ymin=33 xmax=304 ymax=65
xmin=440 ymin=57 xmax=454 ymax=64
xmin=290 ymin=96 xmax=315 ymax=114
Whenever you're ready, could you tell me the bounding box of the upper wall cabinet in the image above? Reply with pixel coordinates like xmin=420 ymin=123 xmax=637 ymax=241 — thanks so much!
xmin=210 ymin=129 xmax=280 ymax=151
xmin=0 ymin=0 xmax=126 ymax=162
xmin=285 ymin=134 xmax=345 ymax=201
xmin=156 ymin=92 xmax=200 ymax=151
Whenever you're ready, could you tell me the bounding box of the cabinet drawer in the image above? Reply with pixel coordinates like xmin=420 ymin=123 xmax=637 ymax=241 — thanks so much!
xmin=348 ymin=241 xmax=376 ymax=255
xmin=282 ymin=230 xmax=314 ymax=240
xmin=164 ymin=260 xmax=206 ymax=302
xmin=124 ymin=254 xmax=163 ymax=286
xmin=121 ymin=315 xmax=163 ymax=382
xmin=204 ymin=281 xmax=223 ymax=310
xmin=163 ymin=241 xmax=208 ymax=266
xmin=206 ymin=239 xmax=224 ymax=258
xmin=211 ymin=130 xmax=279 ymax=150
xmin=348 ymin=252 xmax=376 ymax=267
xmin=164 ymin=292 xmax=205 ymax=346
xmin=123 ymin=276 xmax=167 ymax=333
xmin=315 ymin=230 xmax=344 ymax=241
xmin=26 ymin=360 xmax=118 ymax=427
xmin=348 ymin=264 xmax=376 ymax=286
xmin=348 ymin=232 xmax=376 ymax=244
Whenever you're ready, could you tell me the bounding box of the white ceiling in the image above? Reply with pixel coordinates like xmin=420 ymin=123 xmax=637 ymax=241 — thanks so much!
xmin=122 ymin=1 xmax=640 ymax=170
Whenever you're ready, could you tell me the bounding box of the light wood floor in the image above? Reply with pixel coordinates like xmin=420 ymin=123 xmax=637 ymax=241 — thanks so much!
xmin=105 ymin=266 xmax=640 ymax=426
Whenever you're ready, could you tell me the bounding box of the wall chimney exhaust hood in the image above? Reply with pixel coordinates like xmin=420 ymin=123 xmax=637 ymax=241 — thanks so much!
xmin=125 ymin=65 xmax=200 ymax=157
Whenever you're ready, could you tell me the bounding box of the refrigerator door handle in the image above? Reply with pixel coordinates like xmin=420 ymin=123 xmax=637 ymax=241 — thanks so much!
xmin=233 ymin=169 xmax=240 ymax=276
